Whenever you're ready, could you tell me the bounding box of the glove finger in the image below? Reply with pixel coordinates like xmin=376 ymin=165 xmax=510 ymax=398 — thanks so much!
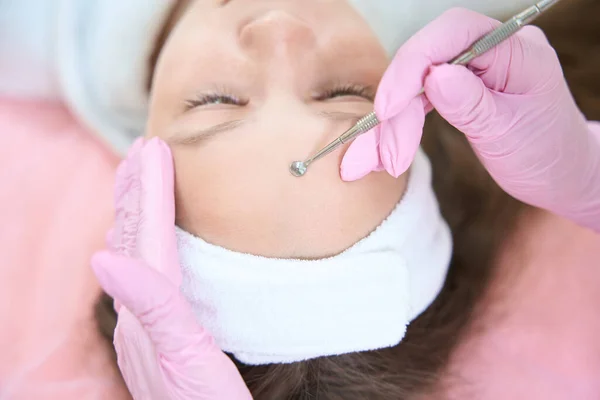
xmin=475 ymin=25 xmax=560 ymax=95
xmin=136 ymin=138 xmax=180 ymax=286
xmin=340 ymin=128 xmax=384 ymax=181
xmin=425 ymin=64 xmax=502 ymax=140
xmin=114 ymin=137 xmax=145 ymax=203
xmin=379 ymin=97 xmax=426 ymax=178
xmin=112 ymin=141 xmax=143 ymax=257
xmin=92 ymin=251 xmax=216 ymax=356
xmin=375 ymin=8 xmax=502 ymax=121
xmin=105 ymin=226 xmax=121 ymax=313
xmin=114 ymin=309 xmax=171 ymax=399
xmin=116 ymin=308 xmax=252 ymax=400
xmin=128 ymin=137 xmax=146 ymax=156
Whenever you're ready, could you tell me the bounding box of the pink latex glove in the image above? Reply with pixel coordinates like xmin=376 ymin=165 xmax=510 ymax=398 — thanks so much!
xmin=91 ymin=138 xmax=252 ymax=400
xmin=342 ymin=8 xmax=600 ymax=232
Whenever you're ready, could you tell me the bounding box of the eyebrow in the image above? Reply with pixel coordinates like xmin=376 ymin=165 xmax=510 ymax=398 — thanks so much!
xmin=317 ymin=111 xmax=365 ymax=122
xmin=166 ymin=119 xmax=246 ymax=145
xmin=167 ymin=111 xmax=365 ymax=146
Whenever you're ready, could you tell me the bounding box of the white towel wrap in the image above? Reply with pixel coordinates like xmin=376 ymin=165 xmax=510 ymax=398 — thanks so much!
xmin=177 ymin=149 xmax=453 ymax=365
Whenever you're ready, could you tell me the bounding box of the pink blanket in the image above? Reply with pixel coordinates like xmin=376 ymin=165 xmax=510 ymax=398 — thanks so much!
xmin=0 ymin=98 xmax=129 ymax=399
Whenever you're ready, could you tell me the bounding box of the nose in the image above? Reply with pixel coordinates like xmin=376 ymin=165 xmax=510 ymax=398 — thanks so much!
xmin=239 ymin=10 xmax=317 ymax=64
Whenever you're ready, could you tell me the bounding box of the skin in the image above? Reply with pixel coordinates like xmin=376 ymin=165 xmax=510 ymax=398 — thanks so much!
xmin=147 ymin=0 xmax=406 ymax=259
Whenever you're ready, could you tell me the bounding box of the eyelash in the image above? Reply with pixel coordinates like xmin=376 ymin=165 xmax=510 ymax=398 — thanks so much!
xmin=316 ymin=84 xmax=374 ymax=101
xmin=185 ymin=93 xmax=249 ymax=109
xmin=185 ymin=84 xmax=373 ymax=109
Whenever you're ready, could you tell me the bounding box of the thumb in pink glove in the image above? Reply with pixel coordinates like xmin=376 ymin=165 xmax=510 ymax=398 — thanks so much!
xmin=342 ymin=8 xmax=600 ymax=232
xmin=92 ymin=138 xmax=252 ymax=400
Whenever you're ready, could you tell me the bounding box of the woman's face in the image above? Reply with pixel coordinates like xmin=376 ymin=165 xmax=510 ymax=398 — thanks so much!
xmin=147 ymin=0 xmax=406 ymax=259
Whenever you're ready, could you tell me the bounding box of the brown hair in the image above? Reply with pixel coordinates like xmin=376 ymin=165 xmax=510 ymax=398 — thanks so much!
xmin=96 ymin=0 xmax=599 ymax=398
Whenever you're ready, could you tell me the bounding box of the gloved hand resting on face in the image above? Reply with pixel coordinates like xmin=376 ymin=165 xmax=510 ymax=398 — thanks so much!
xmin=341 ymin=8 xmax=600 ymax=233
xmin=91 ymin=138 xmax=252 ymax=400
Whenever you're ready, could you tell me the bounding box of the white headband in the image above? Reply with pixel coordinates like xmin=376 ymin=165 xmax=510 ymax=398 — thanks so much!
xmin=55 ymin=0 xmax=173 ymax=155
xmin=176 ymin=149 xmax=452 ymax=365
xmin=55 ymin=0 xmax=534 ymax=156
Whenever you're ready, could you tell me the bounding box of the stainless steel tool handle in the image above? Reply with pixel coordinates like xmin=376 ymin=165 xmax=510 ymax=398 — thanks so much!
xmin=450 ymin=0 xmax=559 ymax=66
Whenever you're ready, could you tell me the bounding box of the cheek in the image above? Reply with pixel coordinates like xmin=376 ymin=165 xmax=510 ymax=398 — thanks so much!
xmin=172 ymin=134 xmax=327 ymax=242
xmin=171 ymin=131 xmax=406 ymax=258
xmin=173 ymin=142 xmax=281 ymax=230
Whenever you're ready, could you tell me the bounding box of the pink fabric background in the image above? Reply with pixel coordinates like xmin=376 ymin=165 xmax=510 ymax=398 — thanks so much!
xmin=0 ymin=98 xmax=129 ymax=399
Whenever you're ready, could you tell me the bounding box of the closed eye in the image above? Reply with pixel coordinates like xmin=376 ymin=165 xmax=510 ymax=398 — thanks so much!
xmin=185 ymin=93 xmax=249 ymax=109
xmin=315 ymin=84 xmax=375 ymax=102
xmin=185 ymin=83 xmax=374 ymax=109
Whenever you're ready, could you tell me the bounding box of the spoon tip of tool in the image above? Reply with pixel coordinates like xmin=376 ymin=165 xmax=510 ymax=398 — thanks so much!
xmin=289 ymin=161 xmax=307 ymax=177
